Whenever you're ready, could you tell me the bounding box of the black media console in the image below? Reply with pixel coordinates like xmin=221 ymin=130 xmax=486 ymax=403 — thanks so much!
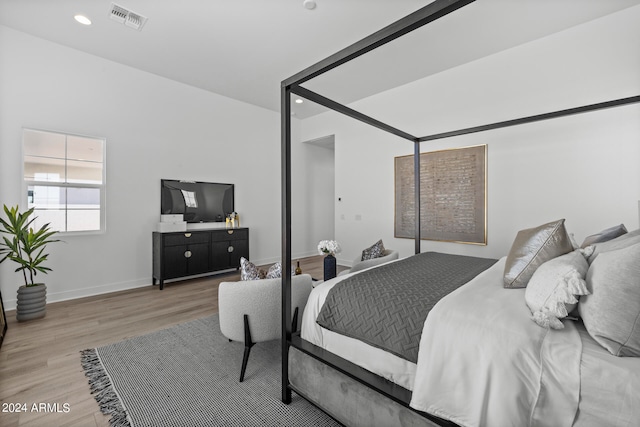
xmin=152 ymin=227 xmax=249 ymax=289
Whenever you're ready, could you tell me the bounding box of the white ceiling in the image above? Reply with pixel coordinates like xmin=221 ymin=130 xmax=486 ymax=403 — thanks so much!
xmin=1 ymin=0 xmax=639 ymax=119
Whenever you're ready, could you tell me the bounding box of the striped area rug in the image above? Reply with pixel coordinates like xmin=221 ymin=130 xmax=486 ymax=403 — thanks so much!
xmin=81 ymin=315 xmax=340 ymax=427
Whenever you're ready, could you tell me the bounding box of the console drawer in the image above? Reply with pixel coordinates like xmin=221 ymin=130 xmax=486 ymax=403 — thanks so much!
xmin=164 ymin=232 xmax=210 ymax=246
xmin=212 ymin=228 xmax=248 ymax=241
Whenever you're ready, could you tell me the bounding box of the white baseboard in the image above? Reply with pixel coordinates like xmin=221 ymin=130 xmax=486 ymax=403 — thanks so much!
xmin=2 ymin=252 xmax=350 ymax=312
xmin=2 ymin=278 xmax=151 ymax=311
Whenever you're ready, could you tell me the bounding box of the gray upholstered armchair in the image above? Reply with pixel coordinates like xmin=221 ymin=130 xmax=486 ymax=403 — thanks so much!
xmin=338 ymin=249 xmax=399 ymax=276
xmin=218 ymin=274 xmax=312 ymax=382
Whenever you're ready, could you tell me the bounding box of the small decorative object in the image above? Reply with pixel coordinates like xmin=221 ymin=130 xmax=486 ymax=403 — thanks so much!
xmin=227 ymin=212 xmax=240 ymax=228
xmin=323 ymin=255 xmax=337 ymax=281
xmin=0 ymin=205 xmax=60 ymax=321
xmin=318 ymin=240 xmax=341 ymax=281
xmin=295 ymin=260 xmax=302 ymax=276
xmin=318 ymin=240 xmax=341 ymax=257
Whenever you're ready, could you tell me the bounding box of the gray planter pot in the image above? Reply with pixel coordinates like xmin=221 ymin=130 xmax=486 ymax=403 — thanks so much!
xmin=16 ymin=284 xmax=46 ymax=322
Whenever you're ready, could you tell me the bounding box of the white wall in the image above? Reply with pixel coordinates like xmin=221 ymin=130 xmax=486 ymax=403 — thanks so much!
xmin=0 ymin=26 xmax=290 ymax=309
xmin=299 ymin=6 xmax=640 ymax=265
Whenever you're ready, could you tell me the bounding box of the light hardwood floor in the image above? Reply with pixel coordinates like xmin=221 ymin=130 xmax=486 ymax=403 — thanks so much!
xmin=0 ymin=256 xmax=341 ymax=427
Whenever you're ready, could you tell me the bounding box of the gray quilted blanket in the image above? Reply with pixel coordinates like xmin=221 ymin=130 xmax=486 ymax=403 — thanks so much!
xmin=316 ymin=252 xmax=497 ymax=363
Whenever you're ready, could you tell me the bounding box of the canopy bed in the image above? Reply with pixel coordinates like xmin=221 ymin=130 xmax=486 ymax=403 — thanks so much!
xmin=280 ymin=1 xmax=640 ymax=426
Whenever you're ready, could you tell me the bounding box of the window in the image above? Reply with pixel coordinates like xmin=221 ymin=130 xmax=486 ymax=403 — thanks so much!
xmin=180 ymin=190 xmax=198 ymax=208
xmin=23 ymin=128 xmax=105 ymax=233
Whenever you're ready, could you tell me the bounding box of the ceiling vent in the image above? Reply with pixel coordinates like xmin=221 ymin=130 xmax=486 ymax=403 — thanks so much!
xmin=109 ymin=3 xmax=148 ymax=31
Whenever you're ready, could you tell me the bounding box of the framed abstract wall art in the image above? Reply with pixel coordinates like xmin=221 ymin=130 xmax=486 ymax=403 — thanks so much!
xmin=395 ymin=144 xmax=487 ymax=244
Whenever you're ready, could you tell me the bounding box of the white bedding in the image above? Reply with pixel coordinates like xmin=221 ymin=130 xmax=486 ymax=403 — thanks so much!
xmin=573 ymin=322 xmax=640 ymax=427
xmin=300 ymin=255 xmax=639 ymax=427
xmin=410 ymin=257 xmax=582 ymax=427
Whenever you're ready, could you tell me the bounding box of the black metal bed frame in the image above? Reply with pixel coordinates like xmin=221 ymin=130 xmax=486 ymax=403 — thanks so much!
xmin=280 ymin=0 xmax=640 ymax=421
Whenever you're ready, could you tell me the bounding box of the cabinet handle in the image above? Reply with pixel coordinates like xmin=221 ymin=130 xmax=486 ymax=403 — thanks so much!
xmin=228 ymin=246 xmax=234 ymax=253
xmin=184 ymin=250 xmax=192 ymax=258
xmin=184 ymin=233 xmax=192 ymax=238
xmin=227 ymin=230 xmax=234 ymax=235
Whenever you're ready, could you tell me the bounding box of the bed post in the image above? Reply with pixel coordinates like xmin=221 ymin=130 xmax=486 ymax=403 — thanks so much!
xmin=281 ymin=83 xmax=292 ymax=404
xmin=414 ymin=140 xmax=421 ymax=255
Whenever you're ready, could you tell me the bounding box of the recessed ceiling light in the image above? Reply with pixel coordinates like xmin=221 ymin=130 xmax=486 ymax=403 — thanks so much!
xmin=295 ymin=99 xmax=304 ymax=104
xmin=74 ymin=14 xmax=92 ymax=25
xmin=303 ymin=0 xmax=316 ymax=10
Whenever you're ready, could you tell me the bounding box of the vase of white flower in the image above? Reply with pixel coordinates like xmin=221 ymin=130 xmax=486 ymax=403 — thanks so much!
xmin=318 ymin=240 xmax=341 ymax=281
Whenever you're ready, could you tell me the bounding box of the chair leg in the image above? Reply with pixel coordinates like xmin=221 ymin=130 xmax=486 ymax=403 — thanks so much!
xmin=239 ymin=310 xmax=298 ymax=382
xmin=239 ymin=314 xmax=254 ymax=382
xmin=291 ymin=306 xmax=299 ymax=333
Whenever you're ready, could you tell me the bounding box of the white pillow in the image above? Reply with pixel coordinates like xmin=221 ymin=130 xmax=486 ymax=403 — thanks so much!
xmin=525 ymin=249 xmax=590 ymax=329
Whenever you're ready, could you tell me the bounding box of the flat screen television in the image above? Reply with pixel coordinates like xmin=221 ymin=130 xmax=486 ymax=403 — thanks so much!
xmin=161 ymin=179 xmax=234 ymax=223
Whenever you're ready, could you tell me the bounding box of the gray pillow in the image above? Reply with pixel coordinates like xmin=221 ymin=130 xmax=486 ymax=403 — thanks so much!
xmin=580 ymin=223 xmax=627 ymax=248
xmin=587 ymin=228 xmax=640 ymax=264
xmin=579 ymin=242 xmax=640 ymax=357
xmin=504 ymin=219 xmax=574 ymax=288
xmin=525 ymin=250 xmax=589 ymax=329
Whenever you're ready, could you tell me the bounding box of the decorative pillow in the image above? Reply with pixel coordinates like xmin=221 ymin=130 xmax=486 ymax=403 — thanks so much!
xmin=263 ymin=262 xmax=297 ymax=279
xmin=361 ymin=239 xmax=385 ymax=261
xmin=265 ymin=262 xmax=282 ymax=279
xmin=240 ymin=257 xmax=264 ymax=281
xmin=504 ymin=219 xmax=573 ymax=288
xmin=568 ymin=233 xmax=579 ymax=250
xmin=503 ymin=219 xmax=573 ymax=288
xmin=578 ymin=242 xmax=640 ymax=357
xmin=580 ymin=223 xmax=627 ymax=248
xmin=525 ymin=250 xmax=589 ymax=329
xmin=587 ymin=228 xmax=640 ymax=264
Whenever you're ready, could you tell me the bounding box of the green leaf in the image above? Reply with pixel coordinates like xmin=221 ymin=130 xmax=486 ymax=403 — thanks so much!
xmin=0 ymin=204 xmax=60 ymax=287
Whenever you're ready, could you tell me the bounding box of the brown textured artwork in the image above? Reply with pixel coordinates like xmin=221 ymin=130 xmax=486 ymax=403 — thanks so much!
xmin=394 ymin=144 xmax=486 ymax=244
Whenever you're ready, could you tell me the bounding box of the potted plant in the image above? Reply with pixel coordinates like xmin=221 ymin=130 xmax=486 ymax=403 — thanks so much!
xmin=0 ymin=205 xmax=60 ymax=321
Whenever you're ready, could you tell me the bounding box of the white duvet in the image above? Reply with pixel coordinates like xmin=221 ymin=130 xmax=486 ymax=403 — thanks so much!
xmin=410 ymin=257 xmax=582 ymax=427
xmin=301 ymin=257 xmax=585 ymax=426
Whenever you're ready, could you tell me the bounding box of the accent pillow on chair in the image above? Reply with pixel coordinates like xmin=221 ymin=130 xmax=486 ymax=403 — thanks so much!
xmin=338 ymin=249 xmax=400 ymax=277
xmin=264 ymin=262 xmax=297 ymax=279
xmin=240 ymin=257 xmax=264 ymax=280
xmin=240 ymin=258 xmax=295 ymax=280
xmin=361 ymin=239 xmax=385 ymax=260
xmin=503 ymin=219 xmax=573 ymax=288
